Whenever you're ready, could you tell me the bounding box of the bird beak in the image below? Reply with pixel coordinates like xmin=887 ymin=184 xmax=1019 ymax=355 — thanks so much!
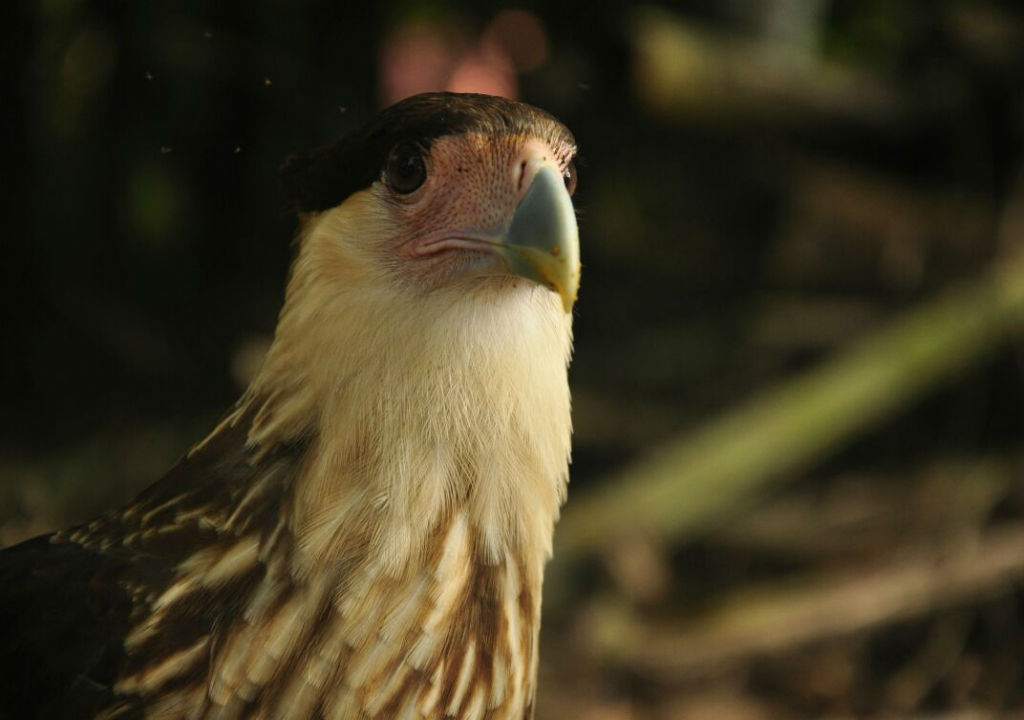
xmin=494 ymin=166 xmax=580 ymax=312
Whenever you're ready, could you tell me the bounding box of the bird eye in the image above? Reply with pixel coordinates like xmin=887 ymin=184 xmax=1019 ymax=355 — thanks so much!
xmin=384 ymin=143 xmax=427 ymax=195
xmin=563 ymin=162 xmax=578 ymax=196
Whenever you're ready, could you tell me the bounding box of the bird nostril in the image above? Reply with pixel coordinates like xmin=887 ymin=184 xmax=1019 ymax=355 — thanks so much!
xmin=517 ymin=160 xmax=529 ymax=192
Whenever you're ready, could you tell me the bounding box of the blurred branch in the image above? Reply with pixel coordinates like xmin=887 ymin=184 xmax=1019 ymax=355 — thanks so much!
xmin=709 ymin=457 xmax=1013 ymax=560
xmin=588 ymin=524 xmax=1024 ymax=679
xmin=631 ymin=6 xmax=908 ymax=127
xmin=555 ymin=242 xmax=1024 ymax=562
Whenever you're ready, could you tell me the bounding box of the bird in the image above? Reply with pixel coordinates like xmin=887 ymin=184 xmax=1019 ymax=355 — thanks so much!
xmin=0 ymin=92 xmax=580 ymax=719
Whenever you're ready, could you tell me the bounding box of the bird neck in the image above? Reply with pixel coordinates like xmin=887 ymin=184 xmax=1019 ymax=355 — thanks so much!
xmin=208 ymin=275 xmax=574 ymax=714
xmin=241 ymin=254 xmax=574 ymax=587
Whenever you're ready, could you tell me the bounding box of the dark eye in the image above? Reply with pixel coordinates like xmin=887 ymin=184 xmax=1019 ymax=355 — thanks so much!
xmin=563 ymin=162 xmax=578 ymax=196
xmin=384 ymin=143 xmax=427 ymax=194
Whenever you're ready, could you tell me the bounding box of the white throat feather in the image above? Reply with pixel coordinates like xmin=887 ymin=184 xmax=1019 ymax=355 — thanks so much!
xmin=240 ymin=193 xmax=573 ymax=581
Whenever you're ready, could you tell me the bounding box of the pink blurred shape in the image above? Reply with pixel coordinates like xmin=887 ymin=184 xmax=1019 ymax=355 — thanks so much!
xmin=447 ymin=41 xmax=517 ymax=99
xmin=379 ymin=11 xmax=549 ymax=105
xmin=379 ymin=22 xmax=454 ymax=105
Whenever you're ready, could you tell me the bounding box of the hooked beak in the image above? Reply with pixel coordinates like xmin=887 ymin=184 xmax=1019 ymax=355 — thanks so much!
xmin=492 ymin=165 xmax=581 ymax=312
xmin=411 ymin=164 xmax=581 ymax=312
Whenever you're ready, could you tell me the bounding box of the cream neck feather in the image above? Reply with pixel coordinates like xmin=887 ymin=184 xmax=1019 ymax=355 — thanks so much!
xmin=239 ymin=194 xmax=573 ymax=583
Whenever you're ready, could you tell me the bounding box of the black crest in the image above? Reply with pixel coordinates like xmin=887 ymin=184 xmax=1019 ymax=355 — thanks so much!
xmin=280 ymin=92 xmax=576 ymax=213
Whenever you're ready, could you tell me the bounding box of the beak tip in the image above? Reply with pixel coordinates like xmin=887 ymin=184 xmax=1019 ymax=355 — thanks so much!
xmin=501 ymin=165 xmax=581 ymax=313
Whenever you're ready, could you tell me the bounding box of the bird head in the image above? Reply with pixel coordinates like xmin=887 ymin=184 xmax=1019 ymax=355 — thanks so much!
xmin=280 ymin=92 xmax=580 ymax=315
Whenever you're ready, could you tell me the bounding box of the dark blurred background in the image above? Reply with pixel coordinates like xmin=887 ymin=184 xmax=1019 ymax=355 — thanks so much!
xmin=6 ymin=1 xmax=1024 ymax=718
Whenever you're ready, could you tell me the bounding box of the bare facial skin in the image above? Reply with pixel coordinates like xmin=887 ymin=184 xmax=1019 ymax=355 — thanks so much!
xmin=386 ymin=133 xmax=577 ymax=295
